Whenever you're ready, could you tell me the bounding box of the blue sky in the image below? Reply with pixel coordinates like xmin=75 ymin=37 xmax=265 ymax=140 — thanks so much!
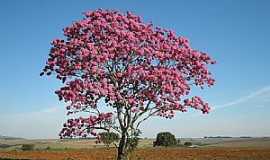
xmin=0 ymin=0 xmax=270 ymax=139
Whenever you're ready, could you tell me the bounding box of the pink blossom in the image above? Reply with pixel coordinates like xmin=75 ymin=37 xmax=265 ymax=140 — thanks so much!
xmin=41 ymin=9 xmax=215 ymax=139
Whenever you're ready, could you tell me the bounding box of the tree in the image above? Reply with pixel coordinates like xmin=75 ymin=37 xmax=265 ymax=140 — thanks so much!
xmin=184 ymin=141 xmax=193 ymax=147
xmin=41 ymin=9 xmax=215 ymax=160
xmin=99 ymin=132 xmax=119 ymax=148
xmin=154 ymin=132 xmax=177 ymax=147
xmin=21 ymin=144 xmax=35 ymax=151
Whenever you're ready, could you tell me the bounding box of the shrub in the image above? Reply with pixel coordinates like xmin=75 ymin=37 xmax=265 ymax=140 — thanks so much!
xmin=21 ymin=144 xmax=34 ymax=151
xmin=177 ymin=139 xmax=181 ymax=144
xmin=127 ymin=137 xmax=139 ymax=152
xmin=99 ymin=132 xmax=119 ymax=147
xmin=154 ymin=132 xmax=177 ymax=147
xmin=0 ymin=144 xmax=12 ymax=149
xmin=184 ymin=141 xmax=192 ymax=146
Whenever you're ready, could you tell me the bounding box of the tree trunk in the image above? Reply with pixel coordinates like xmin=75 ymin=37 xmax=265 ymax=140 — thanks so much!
xmin=117 ymin=131 xmax=129 ymax=160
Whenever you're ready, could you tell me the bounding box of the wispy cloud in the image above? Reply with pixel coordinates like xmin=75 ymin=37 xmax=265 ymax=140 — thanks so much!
xmin=189 ymin=85 xmax=270 ymax=117
xmin=213 ymin=86 xmax=270 ymax=110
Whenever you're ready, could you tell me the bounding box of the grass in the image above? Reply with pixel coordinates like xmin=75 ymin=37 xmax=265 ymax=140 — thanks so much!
xmin=1 ymin=137 xmax=270 ymax=151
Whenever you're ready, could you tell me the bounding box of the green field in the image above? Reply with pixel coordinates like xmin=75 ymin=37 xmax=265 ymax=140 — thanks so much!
xmin=1 ymin=137 xmax=270 ymax=151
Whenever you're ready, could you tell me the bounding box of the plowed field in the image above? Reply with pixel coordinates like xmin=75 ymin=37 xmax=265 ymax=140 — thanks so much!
xmin=1 ymin=147 xmax=270 ymax=160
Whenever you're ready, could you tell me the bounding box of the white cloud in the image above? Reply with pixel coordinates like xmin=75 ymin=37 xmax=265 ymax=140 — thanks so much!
xmin=213 ymin=86 xmax=270 ymax=110
xmin=189 ymin=85 xmax=270 ymax=118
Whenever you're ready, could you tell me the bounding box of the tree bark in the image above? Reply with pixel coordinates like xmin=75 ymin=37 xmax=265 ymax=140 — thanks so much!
xmin=117 ymin=131 xmax=129 ymax=160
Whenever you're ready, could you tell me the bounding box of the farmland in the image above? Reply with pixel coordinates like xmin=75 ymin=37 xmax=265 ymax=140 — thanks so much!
xmin=0 ymin=137 xmax=270 ymax=160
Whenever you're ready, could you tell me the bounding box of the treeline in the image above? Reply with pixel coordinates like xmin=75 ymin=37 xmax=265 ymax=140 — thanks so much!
xmin=204 ymin=136 xmax=252 ymax=138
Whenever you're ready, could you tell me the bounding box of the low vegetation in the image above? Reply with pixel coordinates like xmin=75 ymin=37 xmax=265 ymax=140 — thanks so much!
xmin=99 ymin=132 xmax=119 ymax=148
xmin=21 ymin=144 xmax=34 ymax=151
xmin=1 ymin=137 xmax=270 ymax=159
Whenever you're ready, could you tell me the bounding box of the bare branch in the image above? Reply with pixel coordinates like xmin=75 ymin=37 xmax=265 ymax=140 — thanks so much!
xmin=135 ymin=109 xmax=160 ymax=130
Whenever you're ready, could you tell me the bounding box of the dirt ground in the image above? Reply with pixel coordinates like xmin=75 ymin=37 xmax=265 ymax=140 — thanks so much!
xmin=0 ymin=147 xmax=270 ymax=160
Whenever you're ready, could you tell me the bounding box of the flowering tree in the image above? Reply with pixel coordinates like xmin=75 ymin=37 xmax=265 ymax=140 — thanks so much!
xmin=41 ymin=9 xmax=215 ymax=160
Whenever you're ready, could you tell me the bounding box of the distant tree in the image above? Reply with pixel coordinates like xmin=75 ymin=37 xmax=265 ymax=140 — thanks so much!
xmin=184 ymin=141 xmax=192 ymax=146
xmin=154 ymin=132 xmax=177 ymax=147
xmin=41 ymin=9 xmax=215 ymax=160
xmin=99 ymin=132 xmax=119 ymax=148
xmin=21 ymin=144 xmax=34 ymax=151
